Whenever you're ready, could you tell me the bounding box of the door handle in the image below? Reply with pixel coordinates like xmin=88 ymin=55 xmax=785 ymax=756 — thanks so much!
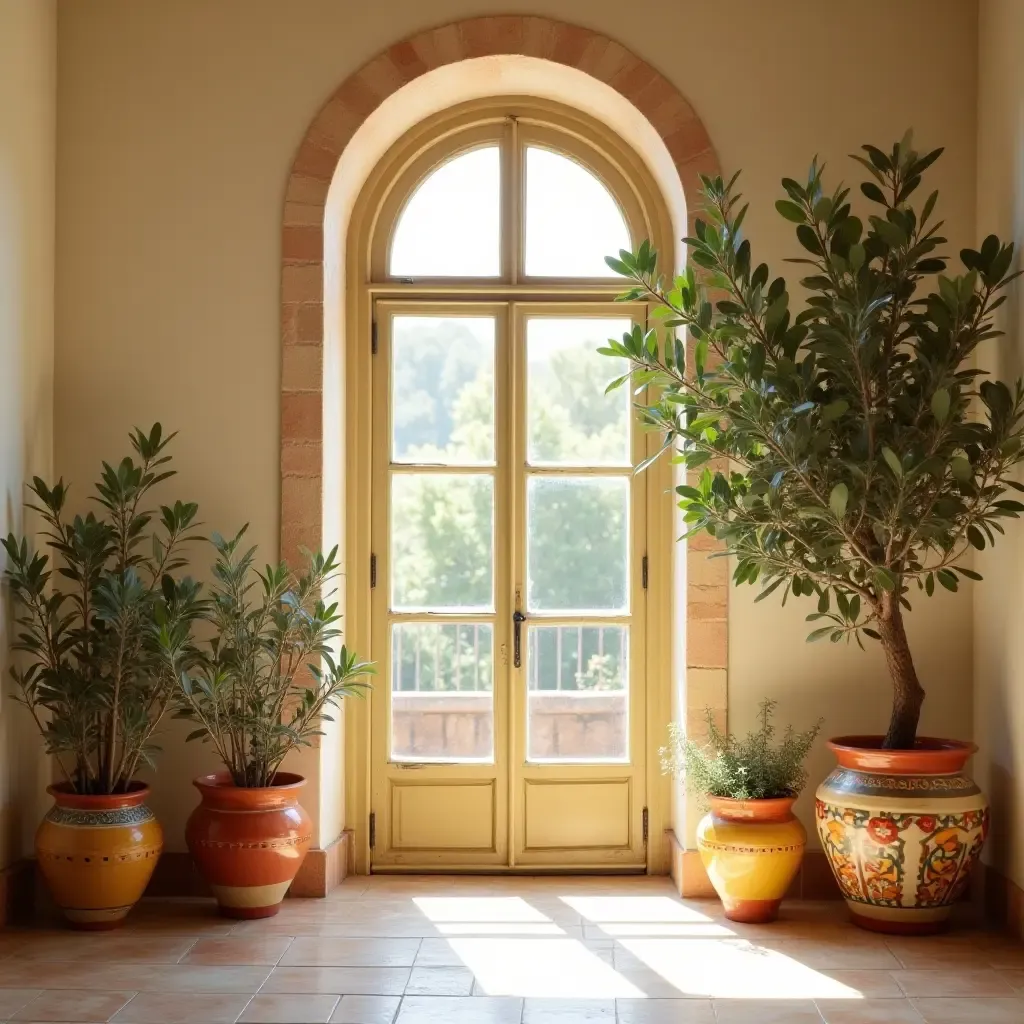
xmin=513 ymin=610 xmax=526 ymax=668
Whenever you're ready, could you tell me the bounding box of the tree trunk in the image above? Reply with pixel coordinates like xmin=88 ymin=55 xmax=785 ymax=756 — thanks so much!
xmin=876 ymin=595 xmax=925 ymax=749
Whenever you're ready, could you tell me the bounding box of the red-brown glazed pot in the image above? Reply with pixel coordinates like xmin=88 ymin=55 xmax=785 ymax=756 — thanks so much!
xmin=186 ymin=772 xmax=312 ymax=918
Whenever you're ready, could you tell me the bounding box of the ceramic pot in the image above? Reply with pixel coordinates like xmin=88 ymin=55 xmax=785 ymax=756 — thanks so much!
xmin=696 ymin=795 xmax=807 ymax=923
xmin=35 ymin=782 xmax=162 ymax=929
xmin=816 ymin=736 xmax=988 ymax=935
xmin=186 ymin=772 xmax=312 ymax=918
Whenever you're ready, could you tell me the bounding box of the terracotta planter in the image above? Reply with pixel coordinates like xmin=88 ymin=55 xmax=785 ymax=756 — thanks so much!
xmin=696 ymin=795 xmax=807 ymax=923
xmin=816 ymin=736 xmax=988 ymax=935
xmin=35 ymin=782 xmax=163 ymax=930
xmin=186 ymin=772 xmax=313 ymax=919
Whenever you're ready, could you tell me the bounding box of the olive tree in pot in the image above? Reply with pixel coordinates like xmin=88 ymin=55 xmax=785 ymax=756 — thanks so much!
xmin=170 ymin=527 xmax=373 ymax=918
xmin=601 ymin=135 xmax=1024 ymax=932
xmin=1 ymin=425 xmax=203 ymax=928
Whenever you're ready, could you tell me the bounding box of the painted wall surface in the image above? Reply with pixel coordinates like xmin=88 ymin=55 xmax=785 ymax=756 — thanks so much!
xmin=0 ymin=0 xmax=56 ymax=868
xmin=55 ymin=0 xmax=978 ymax=850
xmin=973 ymin=0 xmax=1024 ymax=892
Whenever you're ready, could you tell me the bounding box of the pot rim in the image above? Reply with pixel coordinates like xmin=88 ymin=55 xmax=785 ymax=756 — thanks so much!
xmin=192 ymin=771 xmax=307 ymax=792
xmin=707 ymin=794 xmax=796 ymax=822
xmin=46 ymin=781 xmax=151 ymax=810
xmin=827 ymin=735 xmax=976 ymax=775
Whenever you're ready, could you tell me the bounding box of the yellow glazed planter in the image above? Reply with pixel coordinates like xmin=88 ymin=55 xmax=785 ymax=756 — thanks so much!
xmin=36 ymin=782 xmax=163 ymax=929
xmin=696 ymin=795 xmax=807 ymax=923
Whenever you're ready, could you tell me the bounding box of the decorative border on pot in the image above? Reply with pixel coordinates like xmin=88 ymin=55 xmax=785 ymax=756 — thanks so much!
xmin=45 ymin=806 xmax=156 ymax=829
xmin=698 ymin=840 xmax=805 ymax=855
xmin=192 ymin=834 xmax=313 ymax=851
xmin=37 ymin=847 xmax=161 ymax=865
xmin=826 ymin=770 xmax=980 ymax=797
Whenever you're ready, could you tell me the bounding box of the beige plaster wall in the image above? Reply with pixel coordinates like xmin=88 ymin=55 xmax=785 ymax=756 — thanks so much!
xmin=973 ymin=0 xmax=1024 ymax=892
xmin=55 ymin=0 xmax=979 ymax=851
xmin=0 ymin=0 xmax=56 ymax=868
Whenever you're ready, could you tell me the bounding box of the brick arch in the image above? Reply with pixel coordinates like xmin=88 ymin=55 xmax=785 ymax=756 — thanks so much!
xmin=280 ymin=15 xmax=721 ymax=552
xmin=279 ymin=16 xmax=727 ymax=885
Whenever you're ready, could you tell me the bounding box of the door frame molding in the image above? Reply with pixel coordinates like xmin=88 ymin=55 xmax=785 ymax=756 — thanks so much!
xmin=278 ymin=18 xmax=729 ymax=876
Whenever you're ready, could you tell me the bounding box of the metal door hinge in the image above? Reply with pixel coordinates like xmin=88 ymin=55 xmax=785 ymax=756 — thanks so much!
xmin=642 ymin=554 xmax=649 ymax=590
xmin=371 ymin=319 xmax=378 ymax=355
xmin=370 ymin=553 xmax=377 ymax=588
xmin=369 ymin=811 xmax=376 ymax=849
xmin=642 ymin=807 xmax=649 ymax=844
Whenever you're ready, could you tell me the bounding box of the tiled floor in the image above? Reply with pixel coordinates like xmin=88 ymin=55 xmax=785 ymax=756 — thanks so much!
xmin=1 ymin=876 xmax=1022 ymax=1022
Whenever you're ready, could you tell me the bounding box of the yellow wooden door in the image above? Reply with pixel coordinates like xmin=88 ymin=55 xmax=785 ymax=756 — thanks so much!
xmin=369 ymin=300 xmax=647 ymax=870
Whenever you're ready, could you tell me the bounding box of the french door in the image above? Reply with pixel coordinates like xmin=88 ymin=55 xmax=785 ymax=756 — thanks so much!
xmin=369 ymin=300 xmax=648 ymax=870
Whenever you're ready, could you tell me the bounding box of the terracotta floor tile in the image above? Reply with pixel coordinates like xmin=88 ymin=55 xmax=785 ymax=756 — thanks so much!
xmin=11 ymin=989 xmax=136 ymax=1022
xmin=182 ymin=937 xmax=295 ymax=966
xmin=237 ymin=993 xmax=341 ymax=1022
xmin=395 ymin=996 xmax=524 ymax=1023
xmin=997 ymin=969 xmax=1024 ymax=992
xmin=815 ymin=999 xmax=925 ymax=1023
xmin=109 ymin=991 xmax=253 ymax=1023
xmin=329 ymin=995 xmax=402 ymax=1023
xmin=11 ymin=936 xmax=196 ymax=964
xmin=280 ymin=939 xmax=421 ymax=968
xmin=614 ymin=998 xmax=716 ymax=1023
xmin=815 ymin=970 xmax=905 ymax=995
xmin=911 ymin=998 xmax=1024 ymax=1023
xmin=0 ymin=990 xmax=45 ymax=1017
xmin=263 ymin=967 xmax=410 ymax=995
xmin=766 ymin=940 xmax=903 ymax=970
xmin=413 ymin=940 xmax=466 ymax=968
xmin=405 ymin=967 xmax=475 ymax=996
xmin=522 ymin=997 xmax=614 ymax=1022
xmin=892 ymin=969 xmax=1018 ymax=997
xmin=712 ymin=999 xmax=824 ymax=1023
xmin=0 ymin=963 xmax=270 ymax=993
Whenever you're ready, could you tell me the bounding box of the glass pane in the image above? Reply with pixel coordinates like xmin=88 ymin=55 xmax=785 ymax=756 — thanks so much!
xmin=527 ymin=625 xmax=628 ymax=762
xmin=391 ymin=473 xmax=494 ymax=611
xmin=527 ymin=317 xmax=631 ymax=466
xmin=526 ymin=476 xmax=629 ymax=613
xmin=391 ymin=147 xmax=500 ymax=277
xmin=392 ymin=622 xmax=494 ymax=762
xmin=524 ymin=147 xmax=630 ymax=277
xmin=392 ymin=316 xmax=495 ymax=465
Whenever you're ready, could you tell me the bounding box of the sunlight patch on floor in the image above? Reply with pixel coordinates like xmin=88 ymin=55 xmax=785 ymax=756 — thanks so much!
xmin=449 ymin=937 xmax=646 ymax=998
xmin=619 ymin=937 xmax=865 ymax=999
xmin=559 ymin=895 xmax=714 ymax=923
xmin=413 ymin=896 xmax=551 ymax=923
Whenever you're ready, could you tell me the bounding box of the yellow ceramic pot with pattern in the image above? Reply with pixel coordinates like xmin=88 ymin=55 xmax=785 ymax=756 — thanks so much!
xmin=35 ymin=782 xmax=163 ymax=929
xmin=696 ymin=795 xmax=806 ymax=923
xmin=816 ymin=736 xmax=988 ymax=935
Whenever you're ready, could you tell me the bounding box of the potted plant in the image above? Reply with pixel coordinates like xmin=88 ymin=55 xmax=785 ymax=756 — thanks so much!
xmin=171 ymin=527 xmax=372 ymax=919
xmin=1 ymin=424 xmax=203 ymax=928
xmin=662 ymin=701 xmax=820 ymax=923
xmin=601 ymin=135 xmax=1024 ymax=933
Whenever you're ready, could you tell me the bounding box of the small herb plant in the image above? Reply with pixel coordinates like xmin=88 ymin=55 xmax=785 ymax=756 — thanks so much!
xmin=2 ymin=425 xmax=204 ymax=794
xmin=171 ymin=527 xmax=373 ymax=788
xmin=662 ymin=700 xmax=822 ymax=801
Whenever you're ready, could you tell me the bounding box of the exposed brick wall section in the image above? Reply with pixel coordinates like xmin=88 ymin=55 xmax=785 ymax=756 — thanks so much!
xmin=279 ymin=16 xmax=728 ymax=839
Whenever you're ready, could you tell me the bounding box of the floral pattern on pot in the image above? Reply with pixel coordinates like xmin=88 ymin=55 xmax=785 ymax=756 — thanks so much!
xmin=816 ymin=737 xmax=988 ymax=935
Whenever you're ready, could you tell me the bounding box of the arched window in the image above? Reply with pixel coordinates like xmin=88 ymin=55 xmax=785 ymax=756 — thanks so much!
xmin=354 ymin=99 xmax=672 ymax=870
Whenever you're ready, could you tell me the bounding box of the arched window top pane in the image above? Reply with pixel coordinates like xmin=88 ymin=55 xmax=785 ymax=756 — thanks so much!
xmin=390 ymin=146 xmax=500 ymax=278
xmin=524 ymin=147 xmax=631 ymax=278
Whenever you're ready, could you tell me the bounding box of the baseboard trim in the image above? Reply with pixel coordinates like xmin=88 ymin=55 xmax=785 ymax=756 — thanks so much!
xmin=0 ymin=858 xmax=36 ymax=925
xmin=146 ymin=833 xmax=351 ymax=900
xmin=980 ymin=862 xmax=1024 ymax=939
xmin=666 ymin=830 xmax=841 ymax=900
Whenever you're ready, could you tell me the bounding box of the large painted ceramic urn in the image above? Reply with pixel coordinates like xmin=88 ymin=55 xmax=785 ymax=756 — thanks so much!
xmin=816 ymin=736 xmax=988 ymax=934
